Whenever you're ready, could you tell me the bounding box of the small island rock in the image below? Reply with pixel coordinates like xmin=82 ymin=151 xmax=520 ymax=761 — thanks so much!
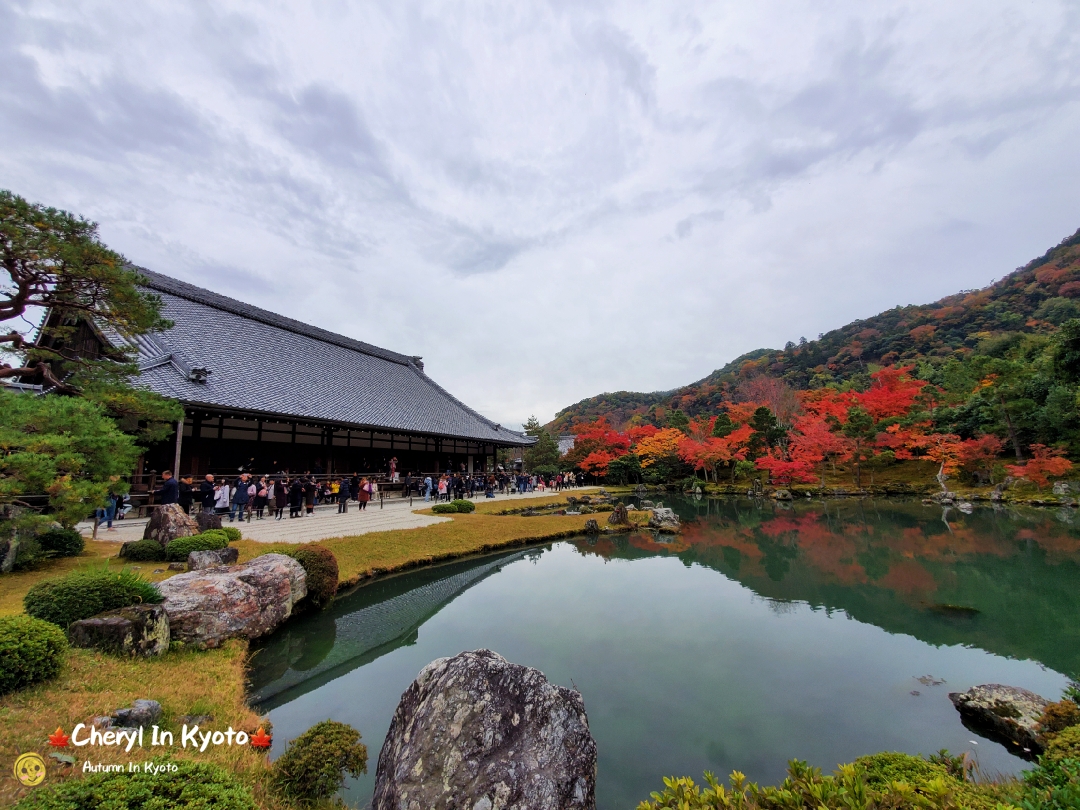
xmin=648 ymin=507 xmax=681 ymax=533
xmin=607 ymin=503 xmax=630 ymax=526
xmin=373 ymin=649 xmax=597 ymax=810
xmin=949 ymin=684 xmax=1049 ymax=757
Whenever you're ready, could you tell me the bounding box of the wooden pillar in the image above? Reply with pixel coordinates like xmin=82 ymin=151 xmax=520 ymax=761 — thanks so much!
xmin=172 ymin=416 xmax=184 ymax=475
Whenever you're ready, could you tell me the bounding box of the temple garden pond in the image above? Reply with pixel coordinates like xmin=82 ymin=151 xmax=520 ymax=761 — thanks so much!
xmin=248 ymin=497 xmax=1080 ymax=809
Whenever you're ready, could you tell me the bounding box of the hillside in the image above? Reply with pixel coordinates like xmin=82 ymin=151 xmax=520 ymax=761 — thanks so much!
xmin=550 ymin=227 xmax=1080 ymax=432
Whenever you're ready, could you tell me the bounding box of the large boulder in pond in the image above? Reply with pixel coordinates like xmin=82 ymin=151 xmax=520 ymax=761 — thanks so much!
xmin=607 ymin=503 xmax=630 ymax=526
xmin=68 ymin=604 xmax=170 ymax=657
xmin=373 ymin=649 xmax=596 ymax=810
xmin=648 ymin=507 xmax=680 ymax=533
xmin=949 ymin=684 xmax=1049 ymax=757
xmin=156 ymin=554 xmax=306 ymax=648
xmin=142 ymin=503 xmax=199 ymax=547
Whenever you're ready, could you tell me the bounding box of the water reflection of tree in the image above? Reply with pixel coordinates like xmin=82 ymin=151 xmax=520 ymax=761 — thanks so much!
xmin=572 ymin=498 xmax=1080 ymax=674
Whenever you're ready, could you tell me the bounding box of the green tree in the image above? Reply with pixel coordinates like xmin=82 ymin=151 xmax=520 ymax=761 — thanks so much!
xmin=840 ymin=406 xmax=876 ymax=489
xmin=666 ymin=408 xmax=690 ymax=433
xmin=1053 ymin=319 xmax=1080 ymax=384
xmin=711 ymin=412 xmax=734 ymax=438
xmin=0 ymin=389 xmax=138 ymax=534
xmin=522 ymin=416 xmax=561 ymax=471
xmin=747 ymin=406 xmax=785 ymax=459
xmin=1 ymin=190 xmax=180 ymax=440
xmin=606 ymin=453 xmax=642 ymax=485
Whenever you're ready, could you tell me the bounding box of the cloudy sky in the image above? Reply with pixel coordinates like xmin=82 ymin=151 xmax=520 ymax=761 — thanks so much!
xmin=3 ymin=1 xmax=1080 ymax=428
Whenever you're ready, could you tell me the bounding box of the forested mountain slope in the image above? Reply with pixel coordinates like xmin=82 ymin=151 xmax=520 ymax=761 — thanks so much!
xmin=550 ymin=227 xmax=1080 ymax=432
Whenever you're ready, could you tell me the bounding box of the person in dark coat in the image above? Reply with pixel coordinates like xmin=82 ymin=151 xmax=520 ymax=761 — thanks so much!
xmin=349 ymin=474 xmax=360 ymax=502
xmin=178 ymin=476 xmax=194 ymax=513
xmin=288 ymin=478 xmax=303 ymax=518
xmin=230 ymin=473 xmax=251 ymax=522
xmin=199 ymin=474 xmax=216 ymax=513
xmin=303 ymin=477 xmax=316 ymax=515
xmin=273 ymin=478 xmax=288 ymax=520
xmin=337 ymin=476 xmax=350 ymax=513
xmin=156 ymin=471 xmax=179 ymax=505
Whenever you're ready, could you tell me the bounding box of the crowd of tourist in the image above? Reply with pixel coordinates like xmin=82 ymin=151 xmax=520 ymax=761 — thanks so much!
xmin=99 ymin=467 xmax=584 ymax=527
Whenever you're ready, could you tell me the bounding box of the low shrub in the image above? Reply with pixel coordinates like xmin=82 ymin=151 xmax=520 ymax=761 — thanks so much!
xmin=1019 ymin=754 xmax=1080 ymax=810
xmin=14 ymin=759 xmax=255 ymax=809
xmin=595 ymin=504 xmax=615 ymax=512
xmin=1044 ymin=724 xmax=1080 ymax=766
xmin=855 ymin=751 xmax=951 ymax=788
xmin=24 ymin=567 xmax=163 ymax=628
xmin=284 ymin=545 xmax=340 ymax=609
xmin=165 ymin=532 xmax=229 ymax=561
xmin=200 ymin=528 xmax=230 ymax=544
xmin=1040 ymin=699 xmax=1080 ymax=735
xmin=271 ymin=720 xmax=367 ymax=805
xmin=13 ymin=535 xmax=44 ymax=569
xmin=221 ymin=526 xmax=242 ymax=543
xmin=637 ymin=756 xmax=1006 ymax=810
xmin=0 ymin=615 xmax=67 ymax=696
xmin=119 ymin=538 xmax=166 ymax=562
xmin=431 ymin=503 xmax=457 ymax=514
xmin=38 ymin=527 xmax=84 ymax=558
xmin=449 ymin=499 xmax=475 ymax=513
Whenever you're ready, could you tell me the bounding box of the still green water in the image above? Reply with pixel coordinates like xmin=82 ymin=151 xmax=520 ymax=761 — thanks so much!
xmin=248 ymin=498 xmax=1080 ymax=808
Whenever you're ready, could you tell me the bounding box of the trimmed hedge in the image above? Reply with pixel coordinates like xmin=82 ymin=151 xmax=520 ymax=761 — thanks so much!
xmin=221 ymin=526 xmax=242 ymax=542
xmin=165 ymin=532 xmax=229 ymax=561
xmin=0 ymin=615 xmax=67 ymax=696
xmin=38 ymin=528 xmax=84 ymax=558
xmin=283 ymin=545 xmax=340 ymax=609
xmin=24 ymin=568 xmax=163 ymax=628
xmin=13 ymin=760 xmax=255 ymax=810
xmin=120 ymin=538 xmax=166 ymax=562
xmin=270 ymin=720 xmax=367 ymax=804
xmin=432 ymin=500 xmax=476 ymax=514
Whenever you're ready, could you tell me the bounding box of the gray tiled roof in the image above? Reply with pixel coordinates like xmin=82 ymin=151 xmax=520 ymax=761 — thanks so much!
xmin=130 ymin=269 xmax=532 ymax=446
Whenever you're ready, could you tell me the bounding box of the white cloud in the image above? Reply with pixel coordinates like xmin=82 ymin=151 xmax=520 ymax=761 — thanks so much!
xmin=2 ymin=0 xmax=1079 ymax=428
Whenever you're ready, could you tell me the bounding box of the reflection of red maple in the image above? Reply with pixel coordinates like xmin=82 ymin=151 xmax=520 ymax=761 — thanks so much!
xmin=250 ymin=727 xmax=272 ymax=748
xmin=48 ymin=727 xmax=69 ymax=747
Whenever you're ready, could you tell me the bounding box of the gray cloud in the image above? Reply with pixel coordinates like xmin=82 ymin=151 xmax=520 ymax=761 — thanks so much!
xmin=1 ymin=0 xmax=1079 ymax=427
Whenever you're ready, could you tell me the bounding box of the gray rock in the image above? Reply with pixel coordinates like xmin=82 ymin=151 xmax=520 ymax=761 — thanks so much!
xmin=167 ymin=562 xmax=186 ymax=571
xmin=156 ymin=553 xmax=306 ymax=648
xmin=114 ymin=699 xmax=163 ymax=728
xmin=1052 ymin=481 xmax=1073 ymax=496
xmin=178 ymin=714 xmax=214 ymax=726
xmin=196 ymin=510 xmax=223 ymax=532
xmin=583 ymin=519 xmax=600 ymax=534
xmin=68 ymin=604 xmax=170 ymax=657
xmin=373 ymin=650 xmax=596 ymax=810
xmin=641 ymin=500 xmax=654 ymax=508
xmin=142 ymin=503 xmax=199 ymax=547
xmin=648 ymin=507 xmax=681 ymax=533
xmin=772 ymin=489 xmax=793 ymax=501
xmin=948 ymin=684 xmax=1049 ymax=757
xmin=187 ymin=547 xmax=240 ymax=570
xmin=607 ymin=503 xmax=630 ymax=526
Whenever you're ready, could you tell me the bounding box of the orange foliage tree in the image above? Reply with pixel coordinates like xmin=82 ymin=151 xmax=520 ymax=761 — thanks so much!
xmin=1007 ymin=444 xmax=1074 ymax=490
xmin=635 ymin=428 xmax=686 ymax=468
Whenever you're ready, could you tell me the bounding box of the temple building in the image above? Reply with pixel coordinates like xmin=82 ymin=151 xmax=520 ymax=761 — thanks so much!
xmin=92 ymin=270 xmax=532 ymax=479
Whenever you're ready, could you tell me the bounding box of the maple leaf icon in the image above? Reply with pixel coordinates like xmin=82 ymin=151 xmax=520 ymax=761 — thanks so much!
xmin=250 ymin=727 xmax=272 ymax=748
xmin=48 ymin=727 xmax=70 ymax=747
